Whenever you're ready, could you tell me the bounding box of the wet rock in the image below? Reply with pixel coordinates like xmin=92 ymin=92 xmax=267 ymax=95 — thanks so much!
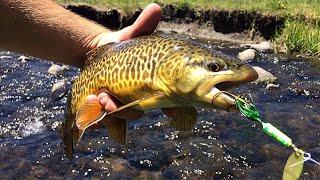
xmin=253 ymin=66 xmax=277 ymax=84
xmin=51 ymin=80 xmax=66 ymax=93
xmin=18 ymin=55 xmax=30 ymax=63
xmin=237 ymin=49 xmax=256 ymax=62
xmin=51 ymin=80 xmax=69 ymax=100
xmin=0 ymin=55 xmax=11 ymax=59
xmin=48 ymin=64 xmax=69 ymax=75
xmin=266 ymin=83 xmax=279 ymax=90
xmin=242 ymin=41 xmax=272 ymax=52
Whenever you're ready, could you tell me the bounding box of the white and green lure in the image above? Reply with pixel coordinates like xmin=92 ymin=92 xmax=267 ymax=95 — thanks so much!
xmin=234 ymin=97 xmax=320 ymax=179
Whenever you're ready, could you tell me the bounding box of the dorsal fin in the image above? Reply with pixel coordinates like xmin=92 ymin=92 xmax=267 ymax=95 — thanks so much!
xmin=84 ymin=42 xmax=116 ymax=66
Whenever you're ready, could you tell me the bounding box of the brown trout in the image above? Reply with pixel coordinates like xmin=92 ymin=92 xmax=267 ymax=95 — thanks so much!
xmin=61 ymin=33 xmax=258 ymax=159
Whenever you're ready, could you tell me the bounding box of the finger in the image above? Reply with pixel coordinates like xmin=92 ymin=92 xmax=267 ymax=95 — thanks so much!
xmin=97 ymin=92 xmax=143 ymax=120
xmin=132 ymin=3 xmax=162 ymax=36
xmin=96 ymin=3 xmax=162 ymax=47
xmin=117 ymin=3 xmax=162 ymax=40
xmin=97 ymin=92 xmax=118 ymax=112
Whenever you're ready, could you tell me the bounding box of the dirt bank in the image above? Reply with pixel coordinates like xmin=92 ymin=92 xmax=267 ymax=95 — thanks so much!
xmin=64 ymin=4 xmax=285 ymax=43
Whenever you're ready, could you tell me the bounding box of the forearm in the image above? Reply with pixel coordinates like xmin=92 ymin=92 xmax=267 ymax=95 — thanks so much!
xmin=0 ymin=0 xmax=109 ymax=67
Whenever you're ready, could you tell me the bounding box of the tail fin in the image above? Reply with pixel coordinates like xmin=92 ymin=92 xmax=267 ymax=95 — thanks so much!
xmin=59 ymin=121 xmax=75 ymax=160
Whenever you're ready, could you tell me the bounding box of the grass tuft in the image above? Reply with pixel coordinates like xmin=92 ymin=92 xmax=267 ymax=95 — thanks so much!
xmin=276 ymin=20 xmax=320 ymax=58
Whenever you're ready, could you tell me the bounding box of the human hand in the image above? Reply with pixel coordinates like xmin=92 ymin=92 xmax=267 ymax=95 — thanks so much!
xmin=85 ymin=3 xmax=162 ymax=115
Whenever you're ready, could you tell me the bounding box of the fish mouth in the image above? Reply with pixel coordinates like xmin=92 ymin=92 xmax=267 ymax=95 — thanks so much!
xmin=215 ymin=81 xmax=238 ymax=91
xmin=197 ymin=63 xmax=257 ymax=110
xmin=204 ymin=66 xmax=258 ymax=110
xmin=208 ymin=86 xmax=237 ymax=111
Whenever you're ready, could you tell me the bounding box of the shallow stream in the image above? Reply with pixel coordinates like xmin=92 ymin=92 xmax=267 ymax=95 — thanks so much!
xmin=0 ymin=35 xmax=319 ymax=179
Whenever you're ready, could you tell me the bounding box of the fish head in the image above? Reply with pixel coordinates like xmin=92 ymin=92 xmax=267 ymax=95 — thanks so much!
xmin=158 ymin=45 xmax=258 ymax=110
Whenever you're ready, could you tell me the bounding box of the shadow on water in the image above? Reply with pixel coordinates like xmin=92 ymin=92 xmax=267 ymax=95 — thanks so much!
xmin=0 ymin=35 xmax=319 ymax=179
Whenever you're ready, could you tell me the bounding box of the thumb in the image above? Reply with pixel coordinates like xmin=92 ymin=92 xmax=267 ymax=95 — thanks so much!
xmin=117 ymin=3 xmax=162 ymax=41
xmin=95 ymin=3 xmax=162 ymax=47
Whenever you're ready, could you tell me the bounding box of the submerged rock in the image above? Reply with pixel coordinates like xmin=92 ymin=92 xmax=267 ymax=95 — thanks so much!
xmin=237 ymin=49 xmax=256 ymax=62
xmin=0 ymin=55 xmax=11 ymax=59
xmin=266 ymin=83 xmax=280 ymax=90
xmin=51 ymin=80 xmax=69 ymax=100
xmin=51 ymin=80 xmax=66 ymax=93
xmin=48 ymin=64 xmax=69 ymax=75
xmin=253 ymin=66 xmax=277 ymax=84
xmin=18 ymin=55 xmax=30 ymax=63
xmin=242 ymin=41 xmax=273 ymax=52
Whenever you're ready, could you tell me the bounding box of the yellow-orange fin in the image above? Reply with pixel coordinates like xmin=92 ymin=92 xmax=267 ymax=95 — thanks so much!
xmin=162 ymin=107 xmax=197 ymax=131
xmin=73 ymin=128 xmax=85 ymax=144
xmin=75 ymin=96 xmax=106 ymax=130
xmin=100 ymin=117 xmax=128 ymax=144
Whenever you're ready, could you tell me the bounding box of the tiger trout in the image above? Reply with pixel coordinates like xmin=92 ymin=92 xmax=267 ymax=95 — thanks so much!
xmin=61 ymin=33 xmax=258 ymax=159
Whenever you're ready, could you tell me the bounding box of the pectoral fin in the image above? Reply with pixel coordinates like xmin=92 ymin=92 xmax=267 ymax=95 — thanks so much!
xmin=73 ymin=128 xmax=85 ymax=143
xmin=75 ymin=96 xmax=106 ymax=130
xmin=100 ymin=117 xmax=128 ymax=144
xmin=97 ymin=92 xmax=166 ymax=144
xmin=162 ymin=107 xmax=197 ymax=131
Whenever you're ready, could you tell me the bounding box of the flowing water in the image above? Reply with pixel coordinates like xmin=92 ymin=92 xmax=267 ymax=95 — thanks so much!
xmin=0 ymin=35 xmax=319 ymax=179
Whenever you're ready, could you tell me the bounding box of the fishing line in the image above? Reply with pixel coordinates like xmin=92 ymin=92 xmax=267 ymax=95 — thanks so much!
xmin=289 ymin=153 xmax=320 ymax=167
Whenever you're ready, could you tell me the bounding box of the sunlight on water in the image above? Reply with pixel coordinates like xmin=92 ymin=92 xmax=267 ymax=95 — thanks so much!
xmin=0 ymin=35 xmax=319 ymax=179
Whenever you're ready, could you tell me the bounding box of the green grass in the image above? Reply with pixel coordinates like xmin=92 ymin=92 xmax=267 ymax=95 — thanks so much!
xmin=276 ymin=20 xmax=320 ymax=58
xmin=56 ymin=0 xmax=320 ymax=59
xmin=56 ymin=0 xmax=320 ymax=17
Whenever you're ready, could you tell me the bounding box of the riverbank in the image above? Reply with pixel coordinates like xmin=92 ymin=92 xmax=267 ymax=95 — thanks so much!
xmin=57 ymin=1 xmax=320 ymax=60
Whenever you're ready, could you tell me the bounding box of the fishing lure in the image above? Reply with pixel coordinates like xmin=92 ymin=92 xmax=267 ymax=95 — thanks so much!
xmin=218 ymin=92 xmax=320 ymax=179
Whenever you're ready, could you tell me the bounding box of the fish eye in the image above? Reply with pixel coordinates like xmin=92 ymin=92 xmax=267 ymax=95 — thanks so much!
xmin=207 ymin=62 xmax=220 ymax=72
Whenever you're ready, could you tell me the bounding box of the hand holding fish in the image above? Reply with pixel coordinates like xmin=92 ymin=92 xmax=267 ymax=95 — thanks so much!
xmin=85 ymin=3 xmax=162 ymax=114
xmin=0 ymin=1 xmax=162 ymax=67
xmin=0 ymin=0 xmax=161 ymax=116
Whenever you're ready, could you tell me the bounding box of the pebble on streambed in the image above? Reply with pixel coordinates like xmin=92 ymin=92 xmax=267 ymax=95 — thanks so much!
xmin=237 ymin=49 xmax=256 ymax=62
xmin=252 ymin=66 xmax=277 ymax=84
xmin=51 ymin=80 xmax=66 ymax=93
xmin=241 ymin=41 xmax=273 ymax=52
xmin=51 ymin=79 xmax=70 ymax=100
xmin=266 ymin=83 xmax=280 ymax=90
xmin=18 ymin=55 xmax=30 ymax=63
xmin=0 ymin=55 xmax=12 ymax=59
xmin=48 ymin=64 xmax=69 ymax=75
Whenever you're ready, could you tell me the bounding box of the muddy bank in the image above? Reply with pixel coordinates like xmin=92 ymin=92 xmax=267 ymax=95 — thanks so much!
xmin=65 ymin=4 xmax=285 ymax=41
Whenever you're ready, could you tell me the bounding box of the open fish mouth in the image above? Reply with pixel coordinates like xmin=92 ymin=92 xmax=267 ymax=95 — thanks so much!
xmin=206 ymin=64 xmax=258 ymax=110
xmin=215 ymin=81 xmax=239 ymax=91
xmin=209 ymin=86 xmax=237 ymax=108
